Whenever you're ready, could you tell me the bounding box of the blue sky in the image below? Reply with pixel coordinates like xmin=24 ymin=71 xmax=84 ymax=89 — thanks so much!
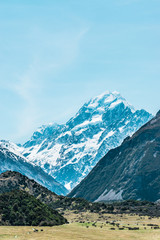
xmin=0 ymin=0 xmax=160 ymax=143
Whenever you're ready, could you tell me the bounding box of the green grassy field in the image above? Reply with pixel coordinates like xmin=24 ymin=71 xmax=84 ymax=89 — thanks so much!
xmin=1 ymin=213 xmax=160 ymax=240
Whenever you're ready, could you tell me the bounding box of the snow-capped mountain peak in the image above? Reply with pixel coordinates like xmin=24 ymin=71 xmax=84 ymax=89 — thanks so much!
xmin=86 ymin=91 xmax=135 ymax=113
xmin=17 ymin=91 xmax=152 ymax=191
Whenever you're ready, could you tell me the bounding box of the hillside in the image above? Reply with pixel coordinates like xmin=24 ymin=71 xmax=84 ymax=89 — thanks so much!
xmin=0 ymin=190 xmax=67 ymax=226
xmin=0 ymin=171 xmax=60 ymax=205
xmin=1 ymin=171 xmax=160 ymax=219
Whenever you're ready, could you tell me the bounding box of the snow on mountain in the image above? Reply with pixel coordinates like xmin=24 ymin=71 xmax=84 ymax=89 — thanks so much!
xmin=19 ymin=91 xmax=153 ymax=190
xmin=0 ymin=140 xmax=25 ymax=159
xmin=0 ymin=140 xmax=68 ymax=195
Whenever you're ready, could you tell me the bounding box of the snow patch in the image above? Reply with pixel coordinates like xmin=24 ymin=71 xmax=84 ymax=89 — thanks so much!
xmin=65 ymin=181 xmax=72 ymax=190
xmin=74 ymin=120 xmax=90 ymax=129
xmin=105 ymin=131 xmax=115 ymax=138
xmin=109 ymin=99 xmax=123 ymax=109
xmin=119 ymin=126 xmax=124 ymax=133
xmin=88 ymin=101 xmax=99 ymax=108
xmin=91 ymin=115 xmax=102 ymax=123
xmin=97 ymin=107 xmax=105 ymax=111
xmin=74 ymin=128 xmax=85 ymax=136
xmin=150 ymin=119 xmax=157 ymax=125
xmin=104 ymin=94 xmax=115 ymax=103
xmin=95 ymin=189 xmax=123 ymax=202
xmin=154 ymin=152 xmax=158 ymax=158
xmin=58 ymin=131 xmax=72 ymax=139
xmin=96 ymin=91 xmax=110 ymax=100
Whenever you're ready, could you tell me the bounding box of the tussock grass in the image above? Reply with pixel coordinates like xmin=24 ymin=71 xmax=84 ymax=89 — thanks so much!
xmin=1 ymin=213 xmax=160 ymax=240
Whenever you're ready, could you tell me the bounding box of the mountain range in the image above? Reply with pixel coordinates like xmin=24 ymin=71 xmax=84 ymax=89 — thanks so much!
xmin=16 ymin=91 xmax=152 ymax=190
xmin=68 ymin=110 xmax=160 ymax=202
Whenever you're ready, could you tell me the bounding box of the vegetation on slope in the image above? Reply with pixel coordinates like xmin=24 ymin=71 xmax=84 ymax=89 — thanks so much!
xmin=51 ymin=197 xmax=160 ymax=217
xmin=0 ymin=190 xmax=67 ymax=226
xmin=0 ymin=171 xmax=59 ymax=204
xmin=1 ymin=170 xmax=160 ymax=223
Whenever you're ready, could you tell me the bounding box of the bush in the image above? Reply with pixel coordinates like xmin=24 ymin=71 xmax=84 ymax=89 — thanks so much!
xmin=0 ymin=190 xmax=67 ymax=226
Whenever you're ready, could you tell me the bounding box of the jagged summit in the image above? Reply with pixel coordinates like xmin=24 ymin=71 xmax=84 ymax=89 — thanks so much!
xmin=66 ymin=91 xmax=135 ymax=130
xmin=30 ymin=91 xmax=135 ymax=135
xmin=85 ymin=91 xmax=135 ymax=112
xmin=16 ymin=91 xmax=152 ymax=191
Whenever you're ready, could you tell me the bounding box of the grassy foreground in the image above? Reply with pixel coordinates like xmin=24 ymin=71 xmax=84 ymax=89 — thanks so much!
xmin=0 ymin=224 xmax=160 ymax=240
xmin=1 ymin=213 xmax=160 ymax=240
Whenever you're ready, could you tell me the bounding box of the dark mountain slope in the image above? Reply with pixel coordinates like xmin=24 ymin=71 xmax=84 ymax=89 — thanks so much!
xmin=68 ymin=111 xmax=160 ymax=202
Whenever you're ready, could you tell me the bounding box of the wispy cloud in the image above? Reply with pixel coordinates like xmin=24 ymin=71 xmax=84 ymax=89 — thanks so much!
xmin=10 ymin=27 xmax=89 ymax=142
xmin=11 ymin=64 xmax=38 ymax=141
xmin=116 ymin=0 xmax=140 ymax=5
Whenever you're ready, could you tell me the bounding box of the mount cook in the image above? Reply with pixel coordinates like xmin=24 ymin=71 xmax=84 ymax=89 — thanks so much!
xmin=16 ymin=91 xmax=152 ymax=190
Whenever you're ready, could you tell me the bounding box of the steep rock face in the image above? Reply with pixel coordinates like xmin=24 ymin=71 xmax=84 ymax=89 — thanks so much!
xmin=68 ymin=111 xmax=160 ymax=202
xmin=0 ymin=141 xmax=68 ymax=195
xmin=20 ymin=91 xmax=152 ymax=190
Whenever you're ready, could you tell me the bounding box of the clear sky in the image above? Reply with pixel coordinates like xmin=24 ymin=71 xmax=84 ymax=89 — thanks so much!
xmin=0 ymin=0 xmax=160 ymax=143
